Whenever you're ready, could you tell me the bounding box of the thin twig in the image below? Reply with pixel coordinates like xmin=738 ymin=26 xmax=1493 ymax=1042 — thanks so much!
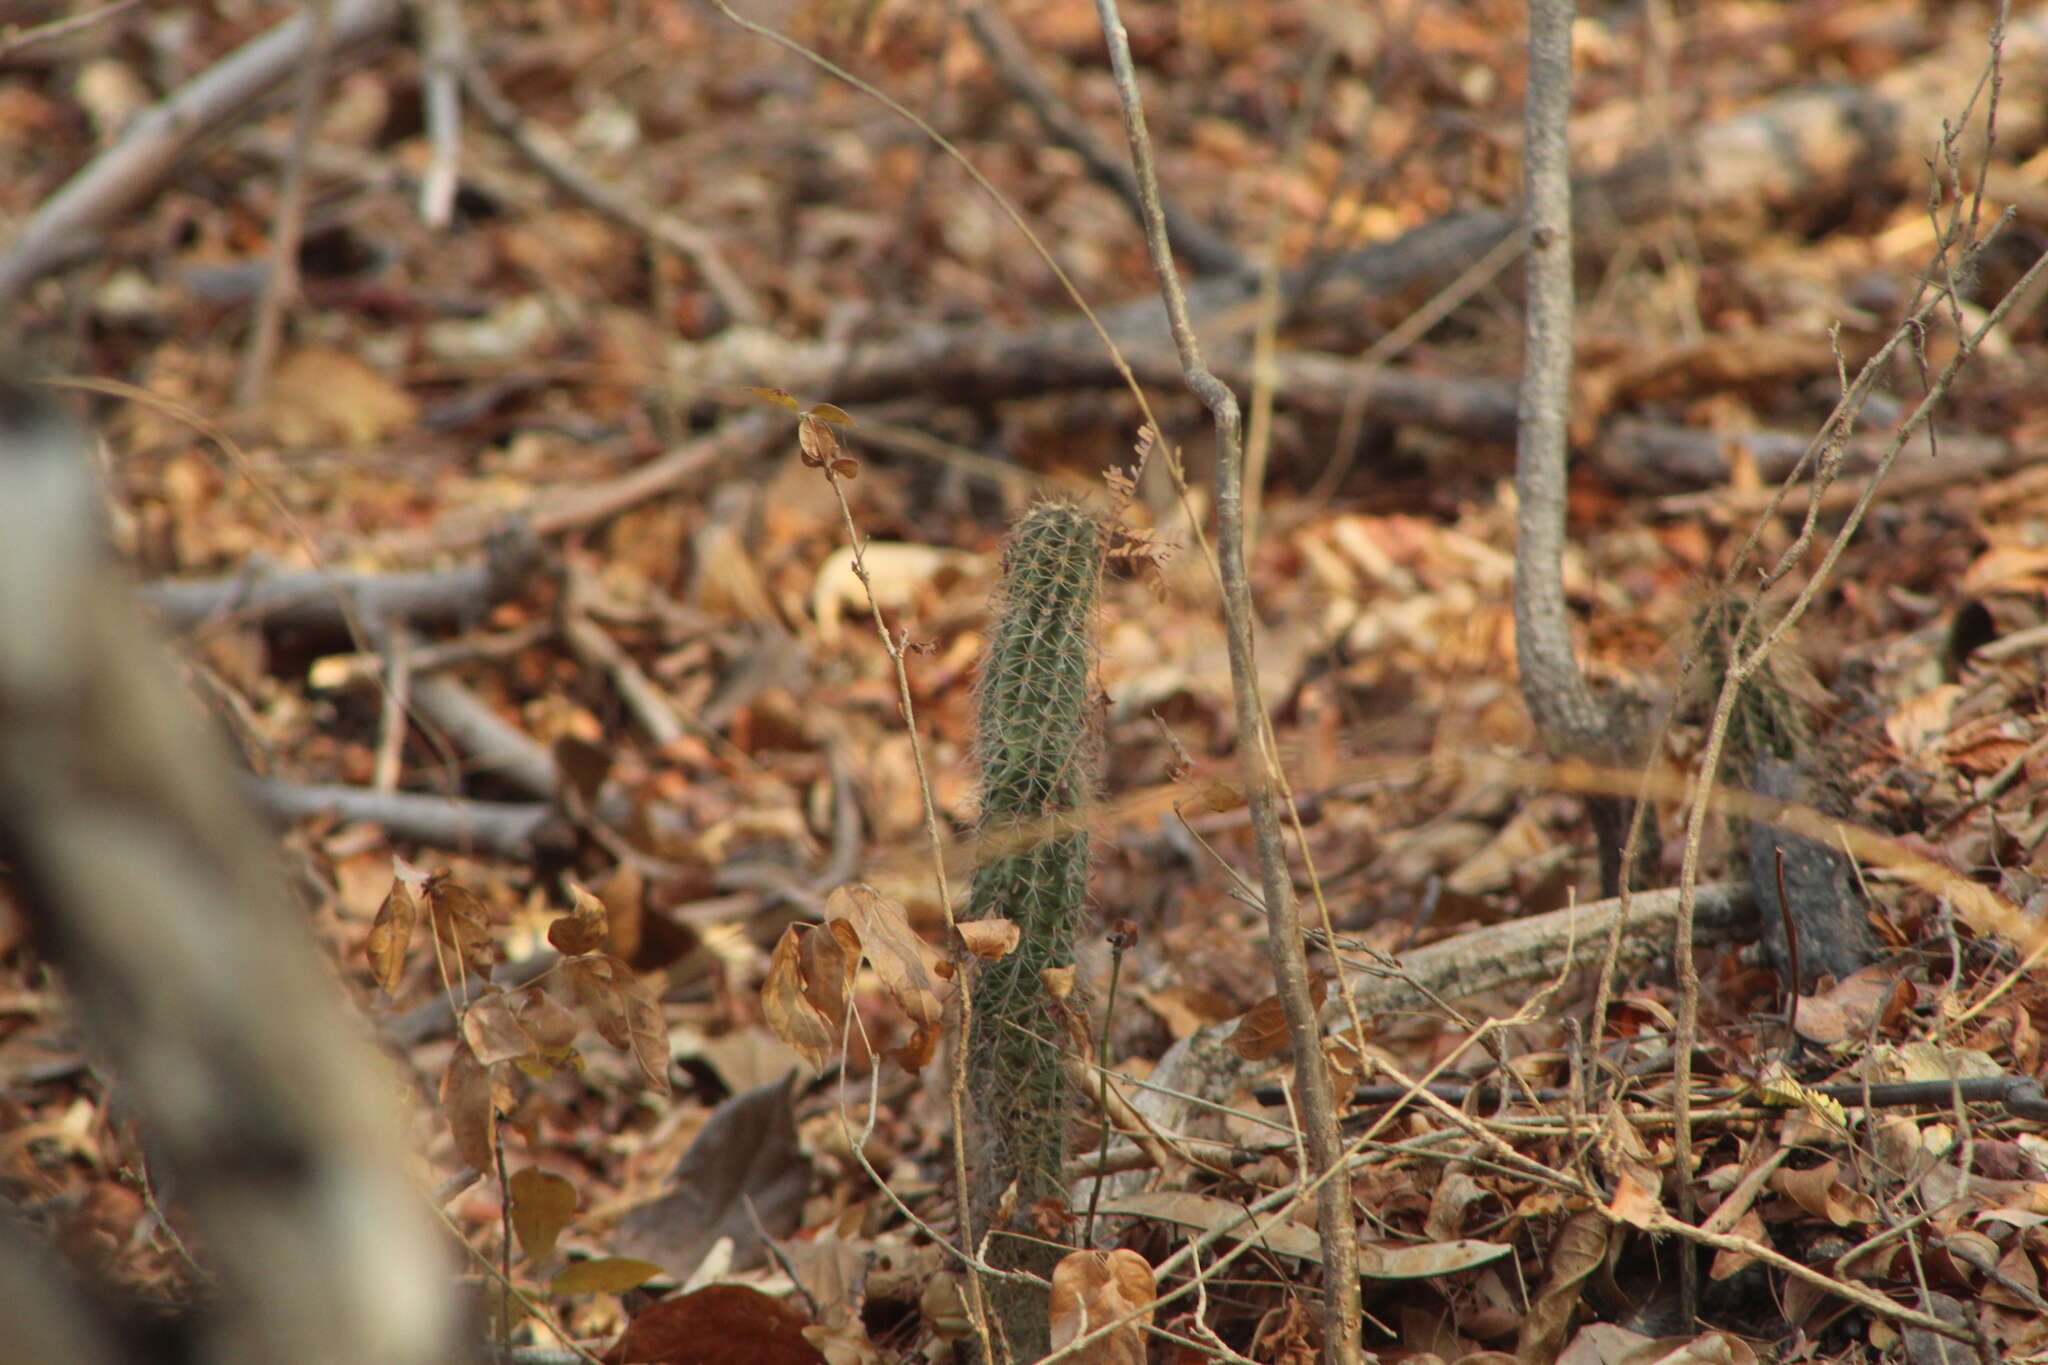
xmin=0 ymin=0 xmax=147 ymax=59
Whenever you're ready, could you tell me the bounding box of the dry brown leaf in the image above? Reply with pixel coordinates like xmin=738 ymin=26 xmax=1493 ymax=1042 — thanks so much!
xmin=1047 ymin=1249 xmax=1155 ymax=1363
xmin=1516 ymin=1208 xmax=1610 ymax=1364
xmin=1607 ymin=1169 xmax=1661 ymax=1229
xmin=566 ymin=953 xmax=630 ymax=1049
xmin=797 ymin=414 xmax=840 ymax=467
xmin=824 ymin=885 xmax=942 ymax=1069
xmin=366 ymin=877 xmax=416 ymax=994
xmin=612 ymin=1283 xmax=825 ymax=1365
xmin=518 ymin=984 xmax=581 ymax=1051
xmin=549 ymin=882 xmax=610 ymax=957
xmin=620 ymin=974 xmax=672 ymax=1095
xmin=425 ymin=876 xmax=495 ymax=974
xmin=462 ymin=989 xmax=537 ymax=1067
xmin=763 ymin=925 xmax=836 ymax=1069
xmin=613 ymin=1075 xmax=809 ymax=1281
xmin=799 ymin=918 xmax=862 ymax=1040
xmin=1354 ymin=1239 xmax=1513 ymax=1279
xmin=440 ymin=1037 xmax=497 ymax=1173
xmin=1093 ymin=1192 xmax=1322 ymax=1261
xmin=956 ymin=918 xmax=1020 ymax=959
xmin=1230 ymin=970 xmax=1330 ymax=1061
xmin=807 ymin=402 xmax=856 ymax=427
xmin=1770 ymin=1160 xmax=1877 ymax=1227
xmin=509 ymin=1166 xmax=579 ymax=1262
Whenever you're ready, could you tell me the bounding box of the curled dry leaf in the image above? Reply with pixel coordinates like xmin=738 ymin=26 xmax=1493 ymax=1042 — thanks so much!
xmin=1048 ymin=1249 xmax=1156 ymax=1364
xmin=800 ymin=918 xmax=862 ymax=1039
xmin=764 ymin=925 xmax=835 ymax=1069
xmin=824 ymin=885 xmax=942 ymax=1070
xmin=508 ymin=1166 xmax=579 ymax=1262
xmin=956 ymin=918 xmax=1019 ymax=959
xmin=1230 ymin=969 xmax=1330 ymax=1061
xmin=797 ymin=413 xmax=840 ymax=468
xmin=462 ymin=988 xmax=537 ymax=1067
xmin=366 ymin=876 xmax=416 ymax=993
xmin=807 ymin=402 xmax=855 ymax=427
xmin=440 ymin=1036 xmax=497 ymax=1172
xmin=549 ymin=882 xmax=610 ymax=956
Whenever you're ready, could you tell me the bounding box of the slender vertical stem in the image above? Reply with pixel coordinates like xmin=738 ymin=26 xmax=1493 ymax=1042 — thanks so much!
xmin=1092 ymin=4 xmax=1362 ymax=1360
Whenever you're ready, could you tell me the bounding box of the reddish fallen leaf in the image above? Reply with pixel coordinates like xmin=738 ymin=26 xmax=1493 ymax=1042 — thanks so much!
xmin=612 ymin=1283 xmax=825 ymax=1365
xmin=763 ymin=925 xmax=836 ymax=1068
xmin=1229 ymin=970 xmax=1329 ymax=1061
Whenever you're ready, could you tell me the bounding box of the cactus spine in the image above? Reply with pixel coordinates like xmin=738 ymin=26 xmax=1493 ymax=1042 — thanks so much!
xmin=965 ymin=500 xmax=1104 ymax=1356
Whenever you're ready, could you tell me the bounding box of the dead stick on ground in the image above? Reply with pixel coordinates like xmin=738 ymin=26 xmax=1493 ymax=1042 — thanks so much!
xmin=1091 ymin=2 xmax=1363 ymax=1361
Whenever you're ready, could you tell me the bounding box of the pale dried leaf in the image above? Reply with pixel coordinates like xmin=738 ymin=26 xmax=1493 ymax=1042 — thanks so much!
xmin=367 ymin=877 xmax=416 ymax=993
xmin=956 ymin=919 xmax=1020 ymax=959
xmin=462 ymin=989 xmax=537 ymax=1066
xmin=1047 ymin=1249 xmax=1155 ymax=1363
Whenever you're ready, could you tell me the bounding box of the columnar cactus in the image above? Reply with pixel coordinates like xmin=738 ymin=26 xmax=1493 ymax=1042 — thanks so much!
xmin=964 ymin=500 xmax=1104 ymax=1355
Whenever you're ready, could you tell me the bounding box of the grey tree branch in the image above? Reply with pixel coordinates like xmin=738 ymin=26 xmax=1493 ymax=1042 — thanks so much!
xmin=1090 ymin=2 xmax=1363 ymax=1360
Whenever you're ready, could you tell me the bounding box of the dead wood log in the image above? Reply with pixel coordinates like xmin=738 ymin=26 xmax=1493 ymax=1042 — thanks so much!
xmin=0 ymin=0 xmax=405 ymax=307
xmin=141 ymin=520 xmax=541 ymax=635
xmin=0 ymin=383 xmax=464 ymax=1365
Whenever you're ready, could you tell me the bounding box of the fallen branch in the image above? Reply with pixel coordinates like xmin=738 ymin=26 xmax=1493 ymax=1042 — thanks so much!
xmin=141 ymin=521 xmax=541 ymax=635
xmin=246 ymin=777 xmax=570 ymax=861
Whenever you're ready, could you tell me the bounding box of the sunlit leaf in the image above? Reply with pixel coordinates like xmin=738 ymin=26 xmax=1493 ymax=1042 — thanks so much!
xmin=550 ymin=1256 xmax=664 ymax=1295
xmin=748 ymin=386 xmax=802 ymax=411
xmin=957 ymin=919 xmax=1019 ymax=959
xmin=806 ymin=402 xmax=856 ymax=427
